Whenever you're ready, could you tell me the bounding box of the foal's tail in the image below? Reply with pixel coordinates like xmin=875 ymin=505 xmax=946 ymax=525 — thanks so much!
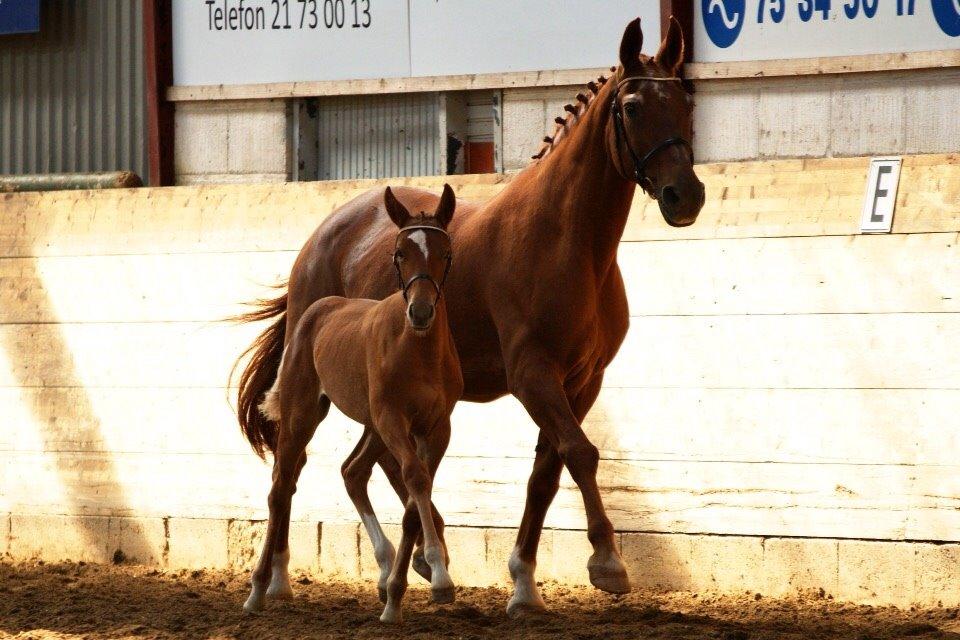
xmin=229 ymin=286 xmax=288 ymax=459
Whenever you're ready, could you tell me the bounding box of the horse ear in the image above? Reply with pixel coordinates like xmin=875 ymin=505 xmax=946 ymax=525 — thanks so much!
xmin=434 ymin=183 xmax=456 ymax=229
xmin=618 ymin=17 xmax=643 ymax=72
xmin=384 ymin=186 xmax=411 ymax=229
xmin=655 ymin=16 xmax=685 ymax=76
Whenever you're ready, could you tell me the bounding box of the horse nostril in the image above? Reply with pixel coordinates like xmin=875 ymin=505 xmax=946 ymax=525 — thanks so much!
xmin=661 ymin=185 xmax=680 ymax=207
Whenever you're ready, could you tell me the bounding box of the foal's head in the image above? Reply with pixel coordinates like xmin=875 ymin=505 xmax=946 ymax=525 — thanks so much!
xmin=608 ymin=17 xmax=705 ymax=227
xmin=384 ymin=184 xmax=456 ymax=333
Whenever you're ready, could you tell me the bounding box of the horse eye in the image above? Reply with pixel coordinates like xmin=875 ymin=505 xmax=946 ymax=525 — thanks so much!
xmin=623 ymin=102 xmax=638 ymax=117
xmin=394 ymin=251 xmax=404 ymax=260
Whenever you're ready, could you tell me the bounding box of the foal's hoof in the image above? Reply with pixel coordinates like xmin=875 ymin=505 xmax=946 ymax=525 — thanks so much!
xmin=243 ymin=593 xmax=266 ymax=614
xmin=379 ymin=606 xmax=402 ymax=624
xmin=431 ymin=585 xmax=456 ymax=605
xmin=412 ymin=548 xmax=432 ymax=582
xmin=266 ymin=583 xmax=294 ymax=600
xmin=506 ymin=597 xmax=548 ymax=619
xmin=588 ymin=564 xmax=632 ymax=594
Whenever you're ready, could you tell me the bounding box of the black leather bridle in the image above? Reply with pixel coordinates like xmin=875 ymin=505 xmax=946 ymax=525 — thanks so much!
xmin=393 ymin=225 xmax=452 ymax=303
xmin=610 ymin=75 xmax=693 ymax=193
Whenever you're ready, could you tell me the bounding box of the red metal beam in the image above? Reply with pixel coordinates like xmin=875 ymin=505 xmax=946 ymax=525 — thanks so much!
xmin=660 ymin=0 xmax=694 ymax=65
xmin=143 ymin=0 xmax=174 ymax=186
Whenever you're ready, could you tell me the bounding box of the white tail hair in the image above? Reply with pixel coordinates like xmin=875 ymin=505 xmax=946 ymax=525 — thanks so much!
xmin=259 ymin=378 xmax=281 ymax=422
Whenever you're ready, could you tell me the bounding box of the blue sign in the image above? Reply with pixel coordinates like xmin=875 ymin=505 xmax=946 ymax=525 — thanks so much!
xmin=702 ymin=0 xmax=746 ymax=48
xmin=931 ymin=0 xmax=960 ymax=36
xmin=0 ymin=0 xmax=40 ymax=36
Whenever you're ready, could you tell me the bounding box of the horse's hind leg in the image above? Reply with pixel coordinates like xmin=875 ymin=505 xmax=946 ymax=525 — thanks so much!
xmin=341 ymin=426 xmax=396 ymax=603
xmin=266 ymin=395 xmax=329 ymax=600
xmin=244 ymin=391 xmax=328 ymax=613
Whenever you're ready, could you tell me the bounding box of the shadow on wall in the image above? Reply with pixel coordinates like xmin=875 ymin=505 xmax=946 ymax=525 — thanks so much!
xmin=1 ymin=254 xmax=153 ymax=563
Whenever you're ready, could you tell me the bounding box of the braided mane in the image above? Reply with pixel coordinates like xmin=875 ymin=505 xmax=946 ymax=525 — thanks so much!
xmin=530 ymin=66 xmax=618 ymax=164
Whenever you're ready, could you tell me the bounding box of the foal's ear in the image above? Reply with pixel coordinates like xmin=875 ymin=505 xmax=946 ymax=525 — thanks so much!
xmin=384 ymin=186 xmax=411 ymax=229
xmin=434 ymin=183 xmax=456 ymax=229
xmin=655 ymin=16 xmax=685 ymax=77
xmin=618 ymin=17 xmax=644 ymax=72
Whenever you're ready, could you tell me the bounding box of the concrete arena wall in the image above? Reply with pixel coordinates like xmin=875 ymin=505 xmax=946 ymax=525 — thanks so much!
xmin=502 ymin=68 xmax=960 ymax=170
xmin=1 ymin=154 xmax=959 ymax=607
xmin=172 ymin=68 xmax=960 ymax=183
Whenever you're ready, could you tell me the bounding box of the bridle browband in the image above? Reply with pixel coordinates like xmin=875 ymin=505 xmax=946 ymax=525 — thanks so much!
xmin=393 ymin=225 xmax=452 ymax=303
xmin=610 ymin=75 xmax=693 ymax=194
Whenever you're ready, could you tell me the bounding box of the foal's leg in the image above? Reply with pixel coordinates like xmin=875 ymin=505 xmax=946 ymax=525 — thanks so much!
xmin=506 ymin=361 xmax=628 ymax=616
xmin=244 ymin=396 xmax=327 ymax=613
xmin=379 ymin=416 xmax=454 ymax=623
xmin=341 ymin=426 xmax=396 ymax=603
xmin=344 ymin=427 xmax=449 ymax=584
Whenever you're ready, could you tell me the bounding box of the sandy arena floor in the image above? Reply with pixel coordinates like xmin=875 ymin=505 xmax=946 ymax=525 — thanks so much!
xmin=1 ymin=561 xmax=959 ymax=639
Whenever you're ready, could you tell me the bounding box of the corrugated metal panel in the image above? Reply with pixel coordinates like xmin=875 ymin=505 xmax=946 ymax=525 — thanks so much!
xmin=317 ymin=93 xmax=440 ymax=181
xmin=0 ymin=1 xmax=146 ymax=181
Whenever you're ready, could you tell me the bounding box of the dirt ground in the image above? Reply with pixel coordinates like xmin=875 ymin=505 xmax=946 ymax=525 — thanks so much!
xmin=1 ymin=561 xmax=959 ymax=640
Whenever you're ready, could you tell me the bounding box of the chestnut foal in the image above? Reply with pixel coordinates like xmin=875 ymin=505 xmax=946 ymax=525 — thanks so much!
xmin=243 ymin=185 xmax=462 ymax=624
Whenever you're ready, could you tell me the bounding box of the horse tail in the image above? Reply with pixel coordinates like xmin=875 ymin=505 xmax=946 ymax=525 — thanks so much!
xmin=229 ymin=285 xmax=288 ymax=459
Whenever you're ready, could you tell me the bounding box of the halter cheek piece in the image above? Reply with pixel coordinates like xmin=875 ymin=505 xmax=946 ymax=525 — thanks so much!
xmin=610 ymin=76 xmax=694 ymax=193
xmin=393 ymin=225 xmax=452 ymax=303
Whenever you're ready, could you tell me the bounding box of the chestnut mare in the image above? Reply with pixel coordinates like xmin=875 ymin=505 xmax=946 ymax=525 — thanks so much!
xmin=243 ymin=185 xmax=462 ymax=624
xmin=235 ymin=17 xmax=704 ymax=616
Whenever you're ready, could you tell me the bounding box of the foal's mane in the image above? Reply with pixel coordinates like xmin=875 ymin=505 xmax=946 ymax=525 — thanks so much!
xmin=529 ymin=65 xmax=618 ymax=164
xmin=400 ymin=213 xmax=445 ymax=230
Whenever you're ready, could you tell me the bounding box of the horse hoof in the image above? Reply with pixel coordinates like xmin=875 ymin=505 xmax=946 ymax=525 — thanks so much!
xmin=431 ymin=585 xmax=456 ymax=605
xmin=379 ymin=607 xmax=402 ymax=624
xmin=412 ymin=549 xmax=432 ymax=582
xmin=266 ymin=584 xmax=293 ymax=600
xmin=588 ymin=564 xmax=632 ymax=594
xmin=506 ymin=598 xmax=547 ymax=619
xmin=378 ymin=586 xmax=388 ymax=604
xmin=243 ymin=594 xmax=265 ymax=614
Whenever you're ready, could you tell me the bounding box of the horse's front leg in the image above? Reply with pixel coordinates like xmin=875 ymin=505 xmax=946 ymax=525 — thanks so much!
xmin=378 ymin=413 xmax=455 ymax=624
xmin=505 ymin=359 xmax=629 ymax=617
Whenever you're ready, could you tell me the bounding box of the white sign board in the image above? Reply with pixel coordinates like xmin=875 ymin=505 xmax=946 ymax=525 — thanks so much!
xmin=408 ymin=0 xmax=660 ymax=77
xmin=695 ymin=0 xmax=960 ymax=62
xmin=172 ymin=0 xmax=661 ymax=86
xmin=860 ymin=157 xmax=901 ymax=233
xmin=172 ymin=1 xmax=410 ymax=85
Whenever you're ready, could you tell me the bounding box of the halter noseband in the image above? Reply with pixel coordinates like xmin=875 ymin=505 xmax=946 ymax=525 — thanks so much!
xmin=393 ymin=225 xmax=452 ymax=303
xmin=610 ymin=75 xmax=693 ymax=193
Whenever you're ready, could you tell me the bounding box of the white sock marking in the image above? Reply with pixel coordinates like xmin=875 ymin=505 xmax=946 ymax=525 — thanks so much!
xmin=507 ymin=546 xmax=545 ymax=613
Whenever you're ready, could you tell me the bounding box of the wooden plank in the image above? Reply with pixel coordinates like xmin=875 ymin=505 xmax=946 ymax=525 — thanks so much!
xmin=619 ymin=232 xmax=960 ymax=316
xmin=3 ymin=450 xmax=957 ymax=541
xmin=5 ymin=386 xmax=960 ymax=467
xmin=0 ymin=155 xmax=956 ymax=257
xmin=0 ymin=175 xmax=505 ymax=259
xmin=165 ymin=67 xmax=611 ymax=102
xmin=685 ymin=49 xmax=960 ymax=81
xmin=0 ymin=313 xmax=956 ymax=390
xmin=5 ymin=231 xmax=957 ymax=324
xmin=605 ymin=313 xmax=960 ymax=390
xmin=163 ymin=51 xmax=960 ymax=102
xmin=0 ymin=251 xmax=294 ymax=323
xmin=0 ymin=321 xmax=259 ymax=389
